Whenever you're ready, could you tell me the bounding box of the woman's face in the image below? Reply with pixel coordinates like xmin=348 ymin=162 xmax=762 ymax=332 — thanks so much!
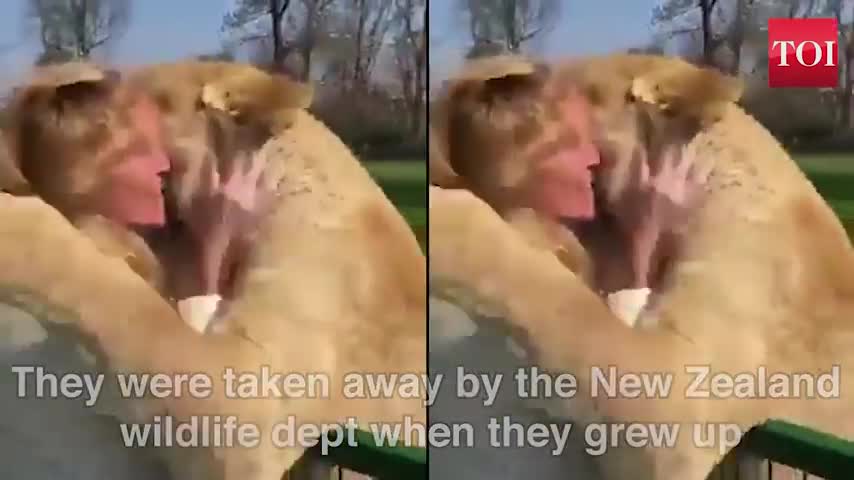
xmin=529 ymin=91 xmax=601 ymax=220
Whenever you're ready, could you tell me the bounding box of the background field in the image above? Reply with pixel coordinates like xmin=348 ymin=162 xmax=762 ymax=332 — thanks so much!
xmin=796 ymin=154 xmax=854 ymax=236
xmin=363 ymin=154 xmax=854 ymax=250
xmin=364 ymin=160 xmax=427 ymax=250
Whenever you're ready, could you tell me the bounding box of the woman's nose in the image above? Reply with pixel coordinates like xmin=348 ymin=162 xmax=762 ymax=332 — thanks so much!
xmin=582 ymin=143 xmax=601 ymax=167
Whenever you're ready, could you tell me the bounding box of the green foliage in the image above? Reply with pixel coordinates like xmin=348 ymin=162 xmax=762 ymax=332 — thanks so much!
xmin=364 ymin=160 xmax=426 ymax=222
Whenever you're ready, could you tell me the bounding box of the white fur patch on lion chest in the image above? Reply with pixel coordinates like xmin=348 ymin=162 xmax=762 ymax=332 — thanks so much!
xmin=606 ymin=287 xmax=651 ymax=328
xmin=177 ymin=294 xmax=223 ymax=333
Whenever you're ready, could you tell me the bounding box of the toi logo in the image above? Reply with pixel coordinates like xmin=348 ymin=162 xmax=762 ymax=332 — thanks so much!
xmin=768 ymin=17 xmax=838 ymax=88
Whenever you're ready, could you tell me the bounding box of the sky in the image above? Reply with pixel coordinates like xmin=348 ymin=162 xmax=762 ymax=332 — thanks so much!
xmin=0 ymin=0 xmax=230 ymax=83
xmin=0 ymin=0 xmax=660 ymax=88
xmin=429 ymin=0 xmax=660 ymax=86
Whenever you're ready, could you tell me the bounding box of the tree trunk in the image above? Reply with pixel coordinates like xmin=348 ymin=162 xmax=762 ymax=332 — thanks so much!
xmin=503 ymin=0 xmax=519 ymax=52
xmin=410 ymin=92 xmax=423 ymax=138
xmin=299 ymin=4 xmax=318 ymax=82
xmin=843 ymin=36 xmax=853 ymax=129
xmin=728 ymin=0 xmax=745 ymax=74
xmin=833 ymin=7 xmax=852 ymax=129
xmin=74 ymin=0 xmax=89 ymax=57
xmin=352 ymin=0 xmax=365 ymax=88
xmin=700 ymin=0 xmax=715 ymax=66
xmin=300 ymin=45 xmax=312 ymax=81
xmin=270 ymin=0 xmax=285 ymax=69
xmin=411 ymin=16 xmax=426 ymax=138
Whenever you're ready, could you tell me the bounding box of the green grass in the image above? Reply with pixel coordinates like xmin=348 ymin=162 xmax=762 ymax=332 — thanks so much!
xmin=359 ymin=154 xmax=854 ymax=246
xmin=796 ymin=153 xmax=854 ymax=204
xmin=363 ymin=159 xmax=426 ymax=249
xmin=364 ymin=161 xmax=426 ymax=182
xmin=794 ymin=153 xmax=854 ymax=236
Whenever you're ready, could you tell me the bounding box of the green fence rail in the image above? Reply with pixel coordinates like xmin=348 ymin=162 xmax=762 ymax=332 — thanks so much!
xmin=312 ymin=429 xmax=427 ymax=479
xmin=314 ymin=422 xmax=854 ymax=479
xmin=738 ymin=420 xmax=854 ymax=479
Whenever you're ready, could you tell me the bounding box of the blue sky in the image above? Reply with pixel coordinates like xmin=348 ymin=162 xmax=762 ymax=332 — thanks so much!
xmin=430 ymin=0 xmax=660 ymax=85
xmin=0 ymin=0 xmax=660 ymax=86
xmin=0 ymin=0 xmax=230 ymax=80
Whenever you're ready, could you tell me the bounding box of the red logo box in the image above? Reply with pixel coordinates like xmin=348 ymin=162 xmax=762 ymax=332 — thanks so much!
xmin=768 ymin=18 xmax=838 ymax=88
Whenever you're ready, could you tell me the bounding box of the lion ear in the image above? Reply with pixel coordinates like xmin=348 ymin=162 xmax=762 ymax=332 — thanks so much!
xmin=0 ymin=130 xmax=30 ymax=195
xmin=28 ymin=62 xmax=113 ymax=88
xmin=52 ymin=78 xmax=112 ymax=105
xmin=19 ymin=62 xmax=119 ymax=113
xmin=629 ymin=63 xmax=744 ymax=124
xmin=480 ymin=72 xmax=542 ymax=101
xmin=430 ymin=56 xmax=547 ymax=188
xmin=456 ymin=55 xmax=547 ymax=104
xmin=429 ymin=125 xmax=465 ymax=188
xmin=1 ymin=63 xmax=120 ymax=195
xmin=455 ymin=55 xmax=539 ymax=82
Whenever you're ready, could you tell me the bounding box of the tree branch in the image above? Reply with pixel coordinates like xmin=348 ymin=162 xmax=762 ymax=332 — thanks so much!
xmin=39 ymin=21 xmax=63 ymax=52
xmin=90 ymin=34 xmax=109 ymax=49
xmin=277 ymin=0 xmax=292 ymax=17
xmin=247 ymin=31 xmax=271 ymax=41
xmin=519 ymin=25 xmax=543 ymax=43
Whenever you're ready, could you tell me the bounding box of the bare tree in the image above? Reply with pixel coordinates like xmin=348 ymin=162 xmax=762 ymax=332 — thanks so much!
xmin=460 ymin=0 xmax=560 ymax=54
xmin=222 ymin=0 xmax=293 ymax=69
xmin=27 ymin=0 xmax=130 ymax=62
xmin=463 ymin=41 xmax=504 ymax=59
xmin=392 ymin=0 xmax=426 ymax=137
xmin=627 ymin=43 xmax=665 ymax=55
xmin=826 ymin=0 xmax=853 ymax=128
xmin=34 ymin=47 xmax=74 ymax=65
xmin=651 ymin=0 xmax=695 ymax=26
xmin=196 ymin=48 xmax=236 ymax=62
xmin=332 ymin=0 xmax=394 ymax=89
xmin=655 ymin=0 xmax=825 ymax=70
xmin=290 ymin=0 xmax=337 ymax=80
xmin=724 ymin=0 xmax=747 ymax=74
xmin=699 ymin=0 xmax=719 ymax=65
xmin=653 ymin=0 xmax=753 ymax=71
xmin=785 ymin=0 xmax=817 ymax=18
xmin=842 ymin=32 xmax=854 ymax=128
xmin=652 ymin=0 xmax=721 ymax=66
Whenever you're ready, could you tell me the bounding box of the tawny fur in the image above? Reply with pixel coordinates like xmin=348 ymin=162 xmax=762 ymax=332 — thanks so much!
xmin=429 ymin=56 xmax=854 ymax=480
xmin=0 ymin=63 xmax=426 ymax=480
xmin=132 ymin=60 xmax=314 ymax=134
xmin=74 ymin=214 xmax=167 ymax=291
xmin=503 ymin=207 xmax=594 ymax=280
xmin=563 ymin=53 xmax=744 ymax=127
